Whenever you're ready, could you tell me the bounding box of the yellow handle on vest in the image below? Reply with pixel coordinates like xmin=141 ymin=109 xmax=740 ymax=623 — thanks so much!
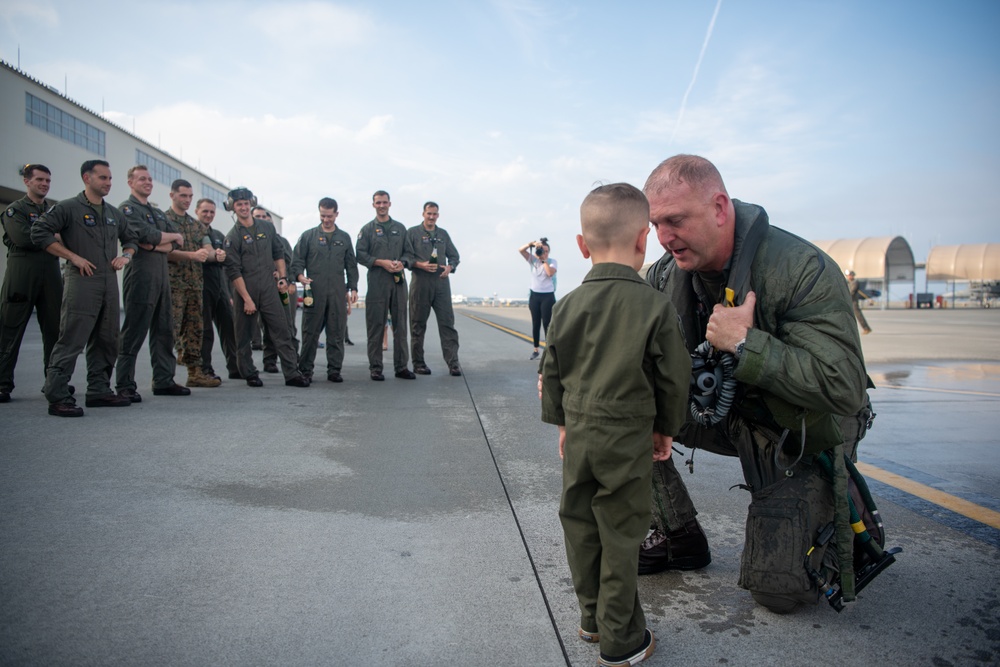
xmin=725 ymin=288 xmax=735 ymax=307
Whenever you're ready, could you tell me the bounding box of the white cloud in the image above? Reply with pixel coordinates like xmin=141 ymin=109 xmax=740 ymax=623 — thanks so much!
xmin=2 ymin=2 xmax=58 ymax=28
xmin=247 ymin=2 xmax=373 ymax=50
xmin=469 ymin=156 xmax=532 ymax=184
xmin=357 ymin=114 xmax=393 ymax=142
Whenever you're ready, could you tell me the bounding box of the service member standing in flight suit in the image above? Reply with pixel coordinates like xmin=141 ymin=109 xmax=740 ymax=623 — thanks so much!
xmin=223 ymin=187 xmax=308 ymax=388
xmin=0 ymin=164 xmax=61 ymax=403
xmin=355 ymin=190 xmax=415 ymax=381
xmin=402 ymin=201 xmax=462 ymax=377
xmin=30 ymin=160 xmax=140 ymax=417
xmin=291 ymin=197 xmax=358 ymax=383
xmin=196 ymin=198 xmax=239 ymax=382
xmin=115 ymin=165 xmax=189 ymax=403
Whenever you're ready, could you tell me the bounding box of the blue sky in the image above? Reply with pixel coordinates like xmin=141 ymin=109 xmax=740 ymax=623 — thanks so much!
xmin=3 ymin=0 xmax=998 ymax=299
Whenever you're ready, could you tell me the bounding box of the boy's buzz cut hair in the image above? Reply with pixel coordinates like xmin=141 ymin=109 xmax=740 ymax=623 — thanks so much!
xmin=580 ymin=182 xmax=649 ymax=251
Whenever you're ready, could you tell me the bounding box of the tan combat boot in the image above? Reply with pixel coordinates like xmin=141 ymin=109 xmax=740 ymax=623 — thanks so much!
xmin=186 ymin=365 xmax=222 ymax=388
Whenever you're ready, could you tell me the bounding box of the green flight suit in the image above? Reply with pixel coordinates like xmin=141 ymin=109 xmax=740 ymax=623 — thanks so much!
xmin=0 ymin=196 xmax=62 ymax=395
xmin=540 ymin=263 xmax=690 ymax=657
xmin=31 ymin=192 xmax=138 ymax=404
xmin=645 ymin=199 xmax=869 ymax=610
xmin=224 ymin=219 xmax=301 ymax=381
xmin=290 ymin=225 xmax=358 ymax=377
xmin=262 ymin=234 xmax=298 ymax=369
xmin=201 ymin=225 xmax=238 ymax=377
xmin=402 ymin=224 xmax=461 ymax=370
xmin=115 ymin=195 xmax=179 ymax=393
xmin=356 ymin=217 xmax=409 ymax=374
xmin=847 ymin=276 xmax=872 ymax=331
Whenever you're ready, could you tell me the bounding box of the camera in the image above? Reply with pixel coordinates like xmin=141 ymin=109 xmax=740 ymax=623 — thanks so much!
xmin=534 ymin=237 xmax=548 ymax=257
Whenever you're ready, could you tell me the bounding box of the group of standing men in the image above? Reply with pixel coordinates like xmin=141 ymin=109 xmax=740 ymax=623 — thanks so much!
xmin=0 ymin=162 xmax=465 ymax=415
xmin=0 ymin=160 xmax=245 ymax=415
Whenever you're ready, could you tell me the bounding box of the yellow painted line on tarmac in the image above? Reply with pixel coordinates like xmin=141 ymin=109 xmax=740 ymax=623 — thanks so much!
xmin=876 ymin=385 xmax=1000 ymax=398
xmin=856 ymin=461 xmax=1000 ymax=530
xmin=462 ymin=312 xmax=544 ymax=347
xmin=464 ymin=311 xmax=1000 ymax=529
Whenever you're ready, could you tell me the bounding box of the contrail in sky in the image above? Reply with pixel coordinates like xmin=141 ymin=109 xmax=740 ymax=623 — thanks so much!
xmin=670 ymin=0 xmax=723 ymax=146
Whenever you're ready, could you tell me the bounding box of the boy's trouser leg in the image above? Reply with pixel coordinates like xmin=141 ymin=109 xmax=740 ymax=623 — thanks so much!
xmin=562 ymin=422 xmax=650 ymax=657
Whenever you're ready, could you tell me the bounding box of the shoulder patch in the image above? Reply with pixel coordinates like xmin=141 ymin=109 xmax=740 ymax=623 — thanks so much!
xmin=122 ymin=205 xmax=133 ymax=215
xmin=5 ymin=207 xmax=13 ymax=217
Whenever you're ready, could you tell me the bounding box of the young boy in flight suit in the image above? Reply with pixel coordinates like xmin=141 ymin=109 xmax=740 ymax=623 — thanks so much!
xmin=540 ymin=183 xmax=690 ymax=666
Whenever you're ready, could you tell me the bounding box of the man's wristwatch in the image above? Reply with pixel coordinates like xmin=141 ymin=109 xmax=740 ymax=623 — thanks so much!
xmin=734 ymin=338 xmax=746 ymax=360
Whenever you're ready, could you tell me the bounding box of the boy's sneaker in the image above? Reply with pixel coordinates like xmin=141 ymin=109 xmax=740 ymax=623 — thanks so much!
xmin=578 ymin=627 xmax=599 ymax=643
xmin=598 ymin=629 xmax=655 ymax=666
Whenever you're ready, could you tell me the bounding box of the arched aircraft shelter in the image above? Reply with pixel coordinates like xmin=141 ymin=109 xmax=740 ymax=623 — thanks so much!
xmin=811 ymin=236 xmax=915 ymax=308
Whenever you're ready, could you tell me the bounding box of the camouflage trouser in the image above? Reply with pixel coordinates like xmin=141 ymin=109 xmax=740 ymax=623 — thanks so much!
xmin=172 ymin=287 xmax=203 ymax=367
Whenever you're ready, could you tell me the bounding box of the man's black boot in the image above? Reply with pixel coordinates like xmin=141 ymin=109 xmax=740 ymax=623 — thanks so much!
xmin=638 ymin=518 xmax=711 ymax=575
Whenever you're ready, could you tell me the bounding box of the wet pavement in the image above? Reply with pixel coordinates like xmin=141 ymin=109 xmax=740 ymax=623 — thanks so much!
xmin=1 ymin=306 xmax=998 ymax=666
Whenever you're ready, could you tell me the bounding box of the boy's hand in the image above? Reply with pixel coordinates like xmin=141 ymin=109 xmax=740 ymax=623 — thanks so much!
xmin=653 ymin=433 xmax=673 ymax=461
xmin=538 ymin=373 xmax=543 ymax=400
xmin=559 ymin=425 xmax=566 ymax=460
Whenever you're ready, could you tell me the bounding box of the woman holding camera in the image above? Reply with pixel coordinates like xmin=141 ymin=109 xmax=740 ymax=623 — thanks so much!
xmin=518 ymin=238 xmax=557 ymax=360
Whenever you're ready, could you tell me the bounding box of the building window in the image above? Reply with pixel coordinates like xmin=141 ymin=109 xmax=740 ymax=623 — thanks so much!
xmin=202 ymin=183 xmax=226 ymax=208
xmin=135 ymin=149 xmax=181 ymax=186
xmin=25 ymin=92 xmax=106 ymax=156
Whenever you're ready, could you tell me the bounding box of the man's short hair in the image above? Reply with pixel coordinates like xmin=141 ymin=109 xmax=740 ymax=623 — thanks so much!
xmin=81 ymin=160 xmax=110 ymax=177
xmin=643 ymin=154 xmax=727 ymax=198
xmin=372 ymin=190 xmax=390 ymax=201
xmin=171 ymin=178 xmax=192 ymax=192
xmin=423 ymin=201 xmax=439 ymax=211
xmin=127 ymin=165 xmax=149 ymax=179
xmin=580 ymin=182 xmax=649 ymax=251
xmin=318 ymin=197 xmax=338 ymax=211
xmin=21 ymin=163 xmax=51 ymax=179
xmin=196 ymin=198 xmax=216 ymax=208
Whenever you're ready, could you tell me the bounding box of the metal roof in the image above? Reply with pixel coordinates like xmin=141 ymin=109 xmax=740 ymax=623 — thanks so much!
xmin=925 ymin=244 xmax=1000 ymax=281
xmin=811 ymin=236 xmax=915 ymax=282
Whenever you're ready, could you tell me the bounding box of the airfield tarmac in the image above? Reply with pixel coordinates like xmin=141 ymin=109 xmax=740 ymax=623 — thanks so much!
xmin=1 ymin=305 xmax=997 ymax=666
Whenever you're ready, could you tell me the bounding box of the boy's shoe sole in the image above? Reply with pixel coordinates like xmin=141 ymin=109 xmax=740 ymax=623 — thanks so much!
xmin=578 ymin=628 xmax=599 ymax=643
xmin=598 ymin=629 xmax=655 ymax=666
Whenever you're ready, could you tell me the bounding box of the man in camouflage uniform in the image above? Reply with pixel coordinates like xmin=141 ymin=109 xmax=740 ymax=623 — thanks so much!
xmin=115 ymin=165 xmax=188 ymax=403
xmin=0 ymin=164 xmax=61 ymax=402
xmin=196 ymin=198 xmax=239 ymax=381
xmin=166 ymin=179 xmax=219 ymax=388
xmin=31 ymin=160 xmax=140 ymax=417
